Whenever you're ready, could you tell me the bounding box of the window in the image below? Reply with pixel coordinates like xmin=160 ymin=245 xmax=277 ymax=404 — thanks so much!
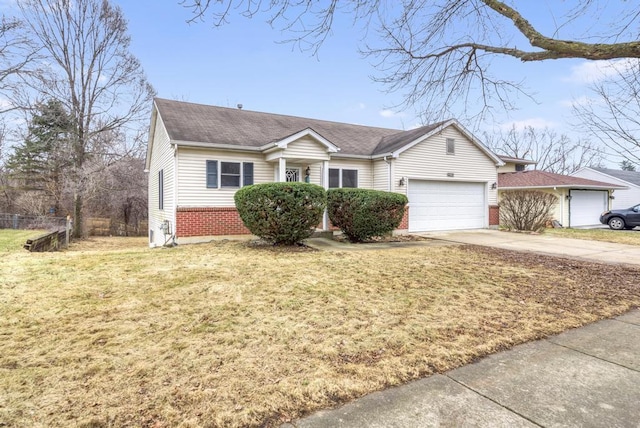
xmin=446 ymin=138 xmax=455 ymax=155
xmin=329 ymin=168 xmax=358 ymax=188
xmin=221 ymin=162 xmax=241 ymax=187
xmin=328 ymin=169 xmax=340 ymax=188
xmin=515 ymin=164 xmax=525 ymax=172
xmin=285 ymin=168 xmax=300 ymax=182
xmin=206 ymin=160 xmax=254 ymax=188
xmin=342 ymin=169 xmax=358 ymax=188
xmin=158 ymin=169 xmax=164 ymax=210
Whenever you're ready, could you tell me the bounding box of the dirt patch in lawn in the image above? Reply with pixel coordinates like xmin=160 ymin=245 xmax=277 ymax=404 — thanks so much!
xmin=1 ymin=238 xmax=638 ymax=427
xmin=332 ymin=234 xmax=430 ymax=243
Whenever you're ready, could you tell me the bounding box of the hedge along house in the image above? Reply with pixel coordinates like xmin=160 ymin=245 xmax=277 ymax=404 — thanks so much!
xmin=145 ymin=98 xmax=504 ymax=247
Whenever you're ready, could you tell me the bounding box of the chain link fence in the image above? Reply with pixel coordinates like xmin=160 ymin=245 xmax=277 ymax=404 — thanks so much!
xmin=0 ymin=213 xmax=67 ymax=230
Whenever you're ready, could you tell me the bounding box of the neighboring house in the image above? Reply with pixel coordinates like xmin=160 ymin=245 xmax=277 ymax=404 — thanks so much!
xmin=498 ymin=158 xmax=626 ymax=227
xmin=572 ymin=167 xmax=640 ymax=210
xmin=145 ymin=98 xmax=505 ymax=246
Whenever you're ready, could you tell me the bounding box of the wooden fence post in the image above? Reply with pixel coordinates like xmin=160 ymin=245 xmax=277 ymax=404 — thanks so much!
xmin=66 ymin=215 xmax=71 ymax=248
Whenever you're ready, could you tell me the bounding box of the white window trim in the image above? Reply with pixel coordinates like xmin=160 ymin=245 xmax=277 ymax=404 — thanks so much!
xmin=207 ymin=160 xmax=254 ymax=189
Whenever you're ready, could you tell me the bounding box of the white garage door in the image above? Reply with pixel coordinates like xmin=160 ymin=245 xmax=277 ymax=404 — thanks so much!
xmin=408 ymin=180 xmax=486 ymax=232
xmin=569 ymin=190 xmax=608 ymax=227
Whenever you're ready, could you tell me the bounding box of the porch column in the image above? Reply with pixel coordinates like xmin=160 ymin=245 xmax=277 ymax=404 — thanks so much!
xmin=278 ymin=157 xmax=286 ymax=182
xmin=322 ymin=160 xmax=329 ymax=231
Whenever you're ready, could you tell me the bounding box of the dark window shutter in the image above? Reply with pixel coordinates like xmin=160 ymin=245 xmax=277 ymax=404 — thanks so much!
xmin=206 ymin=160 xmax=218 ymax=188
xmin=243 ymin=162 xmax=254 ymax=186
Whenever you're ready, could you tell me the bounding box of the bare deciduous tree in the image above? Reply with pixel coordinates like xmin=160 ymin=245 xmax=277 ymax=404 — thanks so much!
xmin=485 ymin=125 xmax=603 ymax=175
xmin=18 ymin=0 xmax=155 ymax=237
xmin=180 ymin=1 xmax=640 ymax=120
xmin=572 ymin=60 xmax=640 ymax=166
xmin=0 ymin=16 xmax=38 ymax=111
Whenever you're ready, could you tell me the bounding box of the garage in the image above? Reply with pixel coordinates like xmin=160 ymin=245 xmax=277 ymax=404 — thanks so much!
xmin=408 ymin=180 xmax=486 ymax=232
xmin=569 ymin=189 xmax=608 ymax=227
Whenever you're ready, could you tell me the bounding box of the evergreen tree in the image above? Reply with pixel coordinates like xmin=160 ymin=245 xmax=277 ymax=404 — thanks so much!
xmin=620 ymin=160 xmax=637 ymax=171
xmin=6 ymin=99 xmax=73 ymax=214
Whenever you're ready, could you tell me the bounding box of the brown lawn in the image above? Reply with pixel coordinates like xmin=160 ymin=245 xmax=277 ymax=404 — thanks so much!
xmin=1 ymin=234 xmax=639 ymax=427
xmin=545 ymin=227 xmax=640 ymax=246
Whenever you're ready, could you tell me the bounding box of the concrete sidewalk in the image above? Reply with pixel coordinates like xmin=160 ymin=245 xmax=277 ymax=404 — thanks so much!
xmin=423 ymin=229 xmax=640 ymax=266
xmin=283 ymin=310 xmax=640 ymax=427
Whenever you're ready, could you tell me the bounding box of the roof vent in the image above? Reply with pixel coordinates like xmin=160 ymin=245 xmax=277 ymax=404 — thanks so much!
xmin=237 ymin=104 xmax=243 ymax=110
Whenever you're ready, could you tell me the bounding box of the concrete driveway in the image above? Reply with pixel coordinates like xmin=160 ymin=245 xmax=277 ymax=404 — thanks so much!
xmin=420 ymin=229 xmax=640 ymax=266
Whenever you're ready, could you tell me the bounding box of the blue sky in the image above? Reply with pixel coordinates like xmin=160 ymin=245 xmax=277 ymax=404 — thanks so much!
xmin=0 ymin=0 xmax=627 ymax=160
xmin=112 ymin=0 xmax=613 ymax=137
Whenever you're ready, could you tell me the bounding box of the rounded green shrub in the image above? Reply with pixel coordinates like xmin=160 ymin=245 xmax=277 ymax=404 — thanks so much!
xmin=234 ymin=182 xmax=326 ymax=245
xmin=327 ymin=188 xmax=408 ymax=242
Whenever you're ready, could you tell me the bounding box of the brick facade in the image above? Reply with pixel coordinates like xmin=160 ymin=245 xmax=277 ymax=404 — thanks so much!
xmin=398 ymin=206 xmax=409 ymax=229
xmin=176 ymin=207 xmax=251 ymax=237
xmin=489 ymin=205 xmax=499 ymax=226
xmin=176 ymin=205 xmax=411 ymax=237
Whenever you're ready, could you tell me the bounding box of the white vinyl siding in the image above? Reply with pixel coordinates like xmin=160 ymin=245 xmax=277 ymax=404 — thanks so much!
xmin=147 ymin=115 xmax=175 ymax=247
xmin=284 ymin=137 xmax=331 ymax=161
xmin=177 ymin=148 xmax=271 ymax=207
xmin=372 ymin=158 xmax=391 ymax=191
xmin=394 ymin=127 xmax=498 ymax=204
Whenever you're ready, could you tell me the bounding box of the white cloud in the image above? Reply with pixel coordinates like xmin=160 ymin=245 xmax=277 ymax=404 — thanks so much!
xmin=379 ymin=109 xmax=405 ymax=118
xmin=559 ymin=96 xmax=594 ymax=109
xmin=0 ymin=97 xmax=15 ymax=111
xmin=498 ymin=118 xmax=558 ymax=131
xmin=565 ymin=59 xmax=637 ymax=84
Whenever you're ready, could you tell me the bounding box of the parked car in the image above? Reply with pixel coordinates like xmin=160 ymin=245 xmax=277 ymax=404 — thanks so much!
xmin=600 ymin=204 xmax=640 ymax=230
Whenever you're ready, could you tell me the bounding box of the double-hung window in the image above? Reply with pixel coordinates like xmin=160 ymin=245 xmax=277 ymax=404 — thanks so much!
xmin=328 ymin=168 xmax=358 ymax=188
xmin=206 ymin=161 xmax=254 ymax=188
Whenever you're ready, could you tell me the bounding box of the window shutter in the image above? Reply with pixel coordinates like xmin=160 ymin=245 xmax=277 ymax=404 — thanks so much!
xmin=206 ymin=160 xmax=218 ymax=188
xmin=243 ymin=162 xmax=254 ymax=186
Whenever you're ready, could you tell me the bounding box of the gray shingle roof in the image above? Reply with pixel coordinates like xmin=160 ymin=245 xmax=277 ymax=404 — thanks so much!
xmin=153 ymin=98 xmax=452 ymax=157
xmin=499 ymin=170 xmax=625 ymax=189
xmin=591 ymin=167 xmax=640 ymax=187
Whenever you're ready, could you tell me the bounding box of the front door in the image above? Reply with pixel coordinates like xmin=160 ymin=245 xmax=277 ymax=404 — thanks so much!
xmin=286 ymin=168 xmax=300 ymax=182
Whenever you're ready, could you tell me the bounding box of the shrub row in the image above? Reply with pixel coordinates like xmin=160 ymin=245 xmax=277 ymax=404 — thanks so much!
xmin=234 ymin=183 xmax=408 ymax=245
xmin=327 ymin=188 xmax=408 ymax=242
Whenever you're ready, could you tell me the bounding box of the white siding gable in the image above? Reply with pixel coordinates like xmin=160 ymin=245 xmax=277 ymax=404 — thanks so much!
xmin=394 ymin=126 xmax=498 ymax=204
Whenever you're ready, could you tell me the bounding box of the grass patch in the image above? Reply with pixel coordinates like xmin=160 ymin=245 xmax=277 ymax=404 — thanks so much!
xmin=1 ymin=236 xmax=639 ymax=427
xmin=545 ymin=227 xmax=640 ymax=246
xmin=0 ymin=229 xmax=47 ymax=253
